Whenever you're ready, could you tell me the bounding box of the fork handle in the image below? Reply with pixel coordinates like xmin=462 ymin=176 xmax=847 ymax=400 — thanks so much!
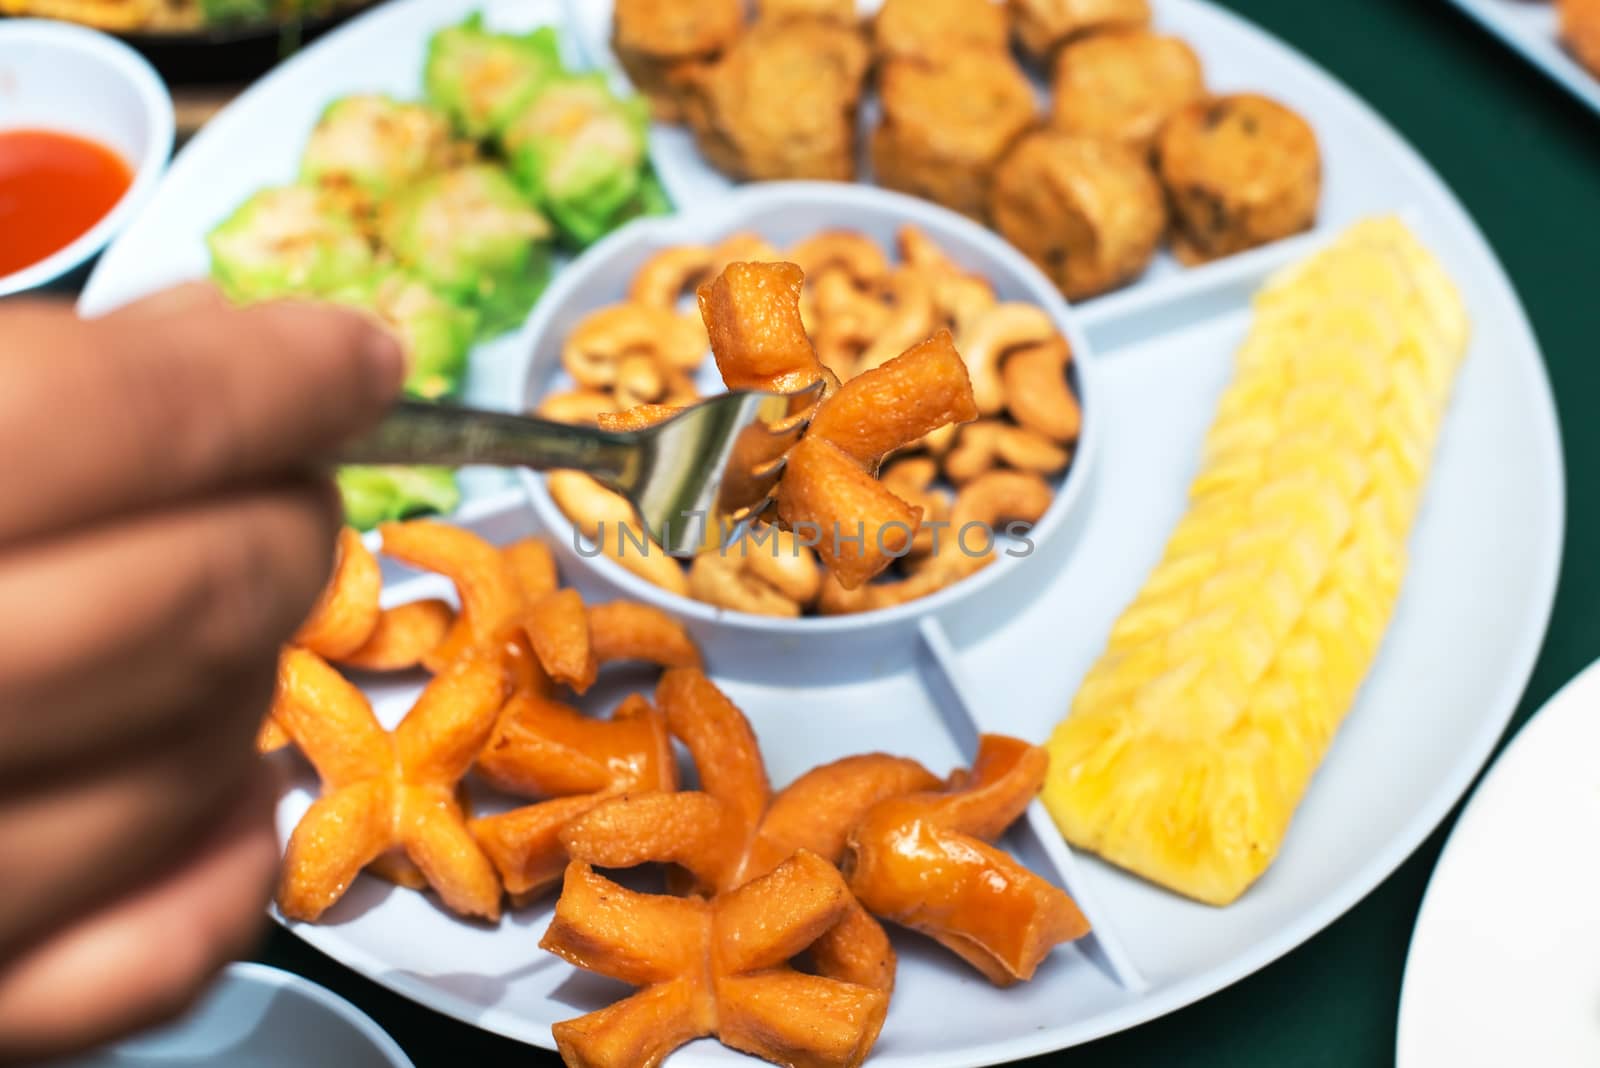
xmin=333 ymin=401 xmax=639 ymax=483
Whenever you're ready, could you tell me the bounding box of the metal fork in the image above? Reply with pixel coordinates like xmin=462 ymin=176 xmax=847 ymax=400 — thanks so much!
xmin=334 ymin=384 xmax=823 ymax=555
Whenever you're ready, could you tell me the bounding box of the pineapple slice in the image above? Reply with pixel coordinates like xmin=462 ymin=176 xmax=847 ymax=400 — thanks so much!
xmin=1042 ymin=218 xmax=1470 ymax=906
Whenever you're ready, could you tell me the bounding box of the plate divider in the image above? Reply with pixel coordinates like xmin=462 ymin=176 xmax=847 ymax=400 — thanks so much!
xmin=915 ymin=617 xmax=1149 ymax=993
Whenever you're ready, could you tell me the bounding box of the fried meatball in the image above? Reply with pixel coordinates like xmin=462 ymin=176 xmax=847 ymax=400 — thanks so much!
xmin=874 ymin=0 xmax=1008 ymax=64
xmin=758 ymin=0 xmax=858 ymax=24
xmin=612 ymin=0 xmax=744 ymax=121
xmin=990 ymin=130 xmax=1165 ymax=300
xmin=872 ymin=47 xmax=1038 ymax=219
xmin=1560 ymin=0 xmax=1600 ymax=78
xmin=1051 ymin=30 xmax=1205 ymax=155
xmin=1008 ymin=0 xmax=1150 ymax=64
xmin=1156 ymin=93 xmax=1321 ymax=264
xmin=680 ymin=19 xmax=871 ymax=182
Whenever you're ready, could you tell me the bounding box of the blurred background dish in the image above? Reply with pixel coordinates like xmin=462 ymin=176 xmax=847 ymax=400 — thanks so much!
xmin=0 ymin=19 xmax=173 ymax=296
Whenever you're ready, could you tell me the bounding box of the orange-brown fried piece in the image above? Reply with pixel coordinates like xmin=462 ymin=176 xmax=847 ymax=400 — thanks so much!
xmin=698 ymin=261 xmax=835 ymax=396
xmin=589 ymin=601 xmax=702 ymax=670
xmin=294 ymin=527 xmax=381 ymax=659
xmin=1009 ymin=0 xmax=1151 ymax=63
xmin=678 ymin=19 xmax=870 ymax=182
xmin=504 ymin=535 xmax=559 ymax=604
xmin=274 ymin=646 xmax=509 ymax=922
xmin=470 ymin=693 xmax=678 ymax=900
xmin=843 ymin=735 xmax=1090 ymax=985
xmin=872 ymin=47 xmax=1036 ymax=220
xmin=475 ymin=692 xmax=676 ymax=800
xmin=872 ymin=0 xmax=1007 ymax=64
xmin=379 ymin=521 xmax=522 ymax=671
xmin=338 ymin=599 xmax=455 ymax=672
xmin=612 ymin=0 xmax=744 ymax=122
xmin=561 ymin=669 xmax=939 ymax=992
xmin=804 ymin=331 xmax=979 ymax=468
xmin=524 ymin=588 xmax=598 ymax=693
xmin=775 ymin=436 xmax=921 ymax=591
xmin=543 ymin=854 xmax=888 ymax=1068
xmin=256 ymin=713 xmax=291 ymax=754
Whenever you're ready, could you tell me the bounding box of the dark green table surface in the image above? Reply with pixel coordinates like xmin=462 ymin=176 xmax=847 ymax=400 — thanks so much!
xmin=249 ymin=1 xmax=1600 ymax=1065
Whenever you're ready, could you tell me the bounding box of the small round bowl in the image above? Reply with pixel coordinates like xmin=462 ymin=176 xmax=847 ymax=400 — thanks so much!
xmin=55 ymin=962 xmax=413 ymax=1068
xmin=0 ymin=20 xmax=175 ymax=297
xmin=515 ymin=183 xmax=1101 ymax=683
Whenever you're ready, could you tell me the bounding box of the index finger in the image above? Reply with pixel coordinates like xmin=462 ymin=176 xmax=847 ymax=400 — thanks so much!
xmin=0 ymin=284 xmax=404 ymax=544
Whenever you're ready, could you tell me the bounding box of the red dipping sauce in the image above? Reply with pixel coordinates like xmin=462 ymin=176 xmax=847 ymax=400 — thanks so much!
xmin=0 ymin=129 xmax=133 ymax=277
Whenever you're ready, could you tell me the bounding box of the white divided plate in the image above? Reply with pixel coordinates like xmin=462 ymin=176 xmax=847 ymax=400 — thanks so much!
xmin=1397 ymin=657 xmax=1600 ymax=1067
xmin=1443 ymin=0 xmax=1600 ymax=119
xmin=80 ymin=0 xmax=1566 ymax=1063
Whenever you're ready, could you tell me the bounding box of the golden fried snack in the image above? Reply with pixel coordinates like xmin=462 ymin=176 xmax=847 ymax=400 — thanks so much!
xmin=1002 ymin=336 xmax=1081 ymax=444
xmin=561 ymin=669 xmax=940 ymax=992
xmin=1561 ymin=0 xmax=1600 ymax=77
xmin=588 ymin=601 xmax=702 ymax=669
xmin=698 ymin=261 xmax=836 ymax=395
xmin=873 ymin=0 xmax=1008 ymax=64
xmin=543 ymin=854 xmax=889 ymax=1068
xmin=679 ymin=19 xmax=870 ymax=182
xmin=758 ymin=0 xmax=856 ymax=23
xmin=293 ymin=527 xmax=381 ymax=659
xmin=1008 ymin=0 xmax=1151 ymax=63
xmin=805 ymin=332 xmax=979 ymax=468
xmin=470 ymin=693 xmax=678 ymax=900
xmin=843 ymin=735 xmax=1090 ymax=984
xmin=1051 ymin=30 xmax=1205 ymax=155
xmin=379 ymin=521 xmax=522 ymax=671
xmin=275 ymin=647 xmax=509 ymax=922
xmin=612 ymin=0 xmax=744 ymax=121
xmin=256 ymin=713 xmax=291 ymax=754
xmin=504 ymin=536 xmax=559 ymax=603
xmin=777 ymin=436 xmax=922 ymax=591
xmin=338 ymin=599 xmax=455 ymax=672
xmin=1156 ymin=93 xmax=1322 ymax=264
xmin=872 ymin=47 xmax=1037 ymax=220
xmin=991 ymin=130 xmax=1166 ymax=300
xmin=524 ymin=588 xmax=597 ymax=693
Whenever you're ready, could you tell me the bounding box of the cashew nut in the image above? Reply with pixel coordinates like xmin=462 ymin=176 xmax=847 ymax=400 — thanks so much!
xmin=815 ymin=559 xmax=963 ymax=615
xmin=630 ymin=244 xmax=717 ymax=310
xmin=954 ymin=303 xmax=1057 ymax=415
xmin=547 ymin=471 xmax=636 ymax=539
xmin=881 ymin=458 xmax=951 ymax=558
xmin=537 ymin=388 xmax=616 ymax=425
xmin=994 ymin=424 xmax=1072 ymax=476
xmin=614 ymin=351 xmax=666 ymax=409
xmin=943 ymin=421 xmax=1007 ymax=485
xmin=854 ymin=267 xmax=937 ymax=374
xmin=950 ymin=469 xmax=1054 ymax=532
xmin=788 ymin=230 xmax=891 ymax=288
xmin=689 ymin=550 xmax=802 ymax=617
xmin=1002 ymin=336 xmax=1081 ymax=444
xmin=933 ymin=273 xmax=997 ymax=336
xmin=738 ymin=525 xmax=822 ymax=606
xmin=711 ymin=231 xmax=784 ymax=272
xmin=563 ymin=304 xmax=708 ymax=387
xmin=897 ymin=224 xmax=962 ymax=276
xmin=814 ymin=268 xmax=892 ymax=344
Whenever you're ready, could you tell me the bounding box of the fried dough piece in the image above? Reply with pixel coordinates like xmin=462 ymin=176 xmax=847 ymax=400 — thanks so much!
xmin=544 ymin=855 xmax=889 ymax=1068
xmin=275 ymin=647 xmax=509 ymax=922
xmin=990 ymin=130 xmax=1166 ymax=300
xmin=872 ymin=47 xmax=1037 ymax=220
xmin=612 ymin=0 xmax=744 ymax=121
xmin=1009 ymin=0 xmax=1151 ymax=63
xmin=294 ymin=527 xmax=381 ymax=659
xmin=873 ymin=0 xmax=1008 ymax=64
xmin=697 ymin=261 xmax=834 ymax=395
xmin=1051 ymin=29 xmax=1205 ymax=155
xmin=469 ymin=692 xmax=678 ymax=900
xmin=338 ymin=599 xmax=455 ymax=672
xmin=379 ymin=520 xmax=522 ymax=670
xmin=561 ymin=669 xmax=941 ymax=992
xmin=843 ymin=735 xmax=1090 ymax=985
xmin=1156 ymin=93 xmax=1321 ymax=264
xmin=758 ymin=0 xmax=857 ymax=23
xmin=680 ymin=19 xmax=870 ymax=182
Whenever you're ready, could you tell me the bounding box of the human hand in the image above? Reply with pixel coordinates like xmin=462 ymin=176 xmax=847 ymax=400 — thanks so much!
xmin=0 ymin=284 xmax=404 ymax=1062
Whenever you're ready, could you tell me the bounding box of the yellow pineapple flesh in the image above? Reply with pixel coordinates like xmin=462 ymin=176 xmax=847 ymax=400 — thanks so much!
xmin=1042 ymin=218 xmax=1470 ymax=906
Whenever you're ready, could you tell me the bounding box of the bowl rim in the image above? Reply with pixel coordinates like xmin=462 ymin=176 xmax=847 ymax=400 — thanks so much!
xmin=513 ymin=180 xmax=1102 ymax=636
xmin=0 ymin=19 xmax=176 ymax=297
